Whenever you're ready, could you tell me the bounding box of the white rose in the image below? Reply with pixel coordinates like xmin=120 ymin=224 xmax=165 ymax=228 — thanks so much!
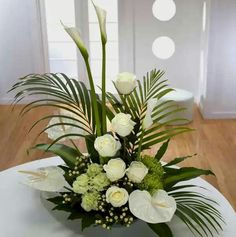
xmin=94 ymin=134 xmax=121 ymax=157
xmin=106 ymin=186 xmax=129 ymax=207
xmin=111 ymin=113 xmax=136 ymax=137
xmin=103 ymin=158 xmax=126 ymax=181
xmin=114 ymin=72 xmax=137 ymax=95
xmin=126 ymin=161 xmax=149 ymax=183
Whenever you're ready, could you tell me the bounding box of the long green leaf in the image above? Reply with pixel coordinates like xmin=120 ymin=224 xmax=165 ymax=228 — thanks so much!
xmin=34 ymin=143 xmax=79 ymax=168
xmin=147 ymin=223 xmax=173 ymax=237
xmin=164 ymin=167 xmax=214 ymax=188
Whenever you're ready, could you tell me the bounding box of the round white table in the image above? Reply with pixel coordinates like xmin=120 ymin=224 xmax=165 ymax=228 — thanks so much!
xmin=0 ymin=157 xmax=235 ymax=237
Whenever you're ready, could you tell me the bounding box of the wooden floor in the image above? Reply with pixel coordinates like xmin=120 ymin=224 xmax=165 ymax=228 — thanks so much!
xmin=0 ymin=105 xmax=236 ymax=210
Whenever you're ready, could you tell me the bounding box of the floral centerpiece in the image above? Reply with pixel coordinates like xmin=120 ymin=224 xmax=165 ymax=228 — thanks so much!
xmin=10 ymin=2 xmax=224 ymax=237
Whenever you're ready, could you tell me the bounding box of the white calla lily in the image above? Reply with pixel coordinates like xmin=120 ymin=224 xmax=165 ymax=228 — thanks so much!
xmin=143 ymin=99 xmax=157 ymax=129
xmin=62 ymin=22 xmax=89 ymax=59
xmin=19 ymin=166 xmax=68 ymax=192
xmin=92 ymin=1 xmax=107 ymax=43
xmin=129 ymin=189 xmax=176 ymax=224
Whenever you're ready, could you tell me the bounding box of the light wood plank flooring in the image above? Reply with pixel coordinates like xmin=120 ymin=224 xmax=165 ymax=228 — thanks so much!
xmin=0 ymin=105 xmax=236 ymax=210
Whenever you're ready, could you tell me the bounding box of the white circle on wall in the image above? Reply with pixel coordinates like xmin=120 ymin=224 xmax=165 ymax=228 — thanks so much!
xmin=152 ymin=36 xmax=175 ymax=59
xmin=152 ymin=0 xmax=176 ymax=21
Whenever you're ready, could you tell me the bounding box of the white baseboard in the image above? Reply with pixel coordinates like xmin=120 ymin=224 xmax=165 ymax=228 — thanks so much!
xmin=200 ymin=110 xmax=236 ymax=119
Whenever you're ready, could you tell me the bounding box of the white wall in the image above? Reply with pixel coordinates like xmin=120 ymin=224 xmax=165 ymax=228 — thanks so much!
xmin=0 ymin=0 xmax=45 ymax=104
xmin=132 ymin=0 xmax=204 ymax=100
xmin=200 ymin=0 xmax=236 ymax=118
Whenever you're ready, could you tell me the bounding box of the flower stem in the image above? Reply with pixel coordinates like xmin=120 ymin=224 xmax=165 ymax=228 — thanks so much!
xmin=84 ymin=59 xmax=101 ymax=137
xmin=101 ymin=42 xmax=107 ymax=134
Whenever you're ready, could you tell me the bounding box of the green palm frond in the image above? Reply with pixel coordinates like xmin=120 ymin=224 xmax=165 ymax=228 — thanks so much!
xmin=107 ymin=69 xmax=193 ymax=155
xmin=9 ymin=73 xmax=108 ymax=144
xmin=169 ymin=186 xmax=224 ymax=237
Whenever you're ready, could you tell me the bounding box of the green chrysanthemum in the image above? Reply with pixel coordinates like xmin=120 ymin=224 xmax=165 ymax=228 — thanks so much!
xmin=87 ymin=163 xmax=103 ymax=177
xmin=92 ymin=173 xmax=110 ymax=191
xmin=139 ymin=155 xmax=164 ymax=176
xmin=138 ymin=174 xmax=163 ymax=194
xmin=81 ymin=191 xmax=100 ymax=212
xmin=72 ymin=174 xmax=89 ymax=194
xmin=137 ymin=155 xmax=164 ymax=194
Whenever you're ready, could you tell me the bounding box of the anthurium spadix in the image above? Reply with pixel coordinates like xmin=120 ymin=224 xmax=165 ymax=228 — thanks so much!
xmin=92 ymin=1 xmax=107 ymax=44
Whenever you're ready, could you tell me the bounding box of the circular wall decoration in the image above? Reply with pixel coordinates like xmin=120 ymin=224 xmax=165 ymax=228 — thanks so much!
xmin=152 ymin=0 xmax=176 ymax=21
xmin=152 ymin=36 xmax=175 ymax=59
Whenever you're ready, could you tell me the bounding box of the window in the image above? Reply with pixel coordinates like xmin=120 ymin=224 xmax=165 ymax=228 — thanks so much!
xmin=43 ymin=0 xmax=119 ymax=93
xmin=44 ymin=0 xmax=78 ymax=78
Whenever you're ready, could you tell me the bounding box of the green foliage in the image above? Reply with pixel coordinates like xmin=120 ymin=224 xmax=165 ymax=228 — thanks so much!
xmin=140 ymin=155 xmax=164 ymax=175
xmin=163 ymin=167 xmax=214 ymax=189
xmin=148 ymin=223 xmax=173 ymax=237
xmin=138 ymin=155 xmax=164 ymax=193
xmin=155 ymin=139 xmax=170 ymax=161
xmin=164 ymin=154 xmax=197 ymax=167
xmin=138 ymin=173 xmax=163 ymax=194
xmin=169 ymin=186 xmax=224 ymax=237
xmin=106 ymin=69 xmax=193 ymax=156
xmin=34 ymin=143 xmax=79 ymax=168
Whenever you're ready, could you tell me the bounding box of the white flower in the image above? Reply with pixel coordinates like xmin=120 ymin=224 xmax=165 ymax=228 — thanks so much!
xmin=143 ymin=99 xmax=157 ymax=129
xmin=92 ymin=2 xmax=107 ymax=43
xmin=94 ymin=134 xmax=121 ymax=157
xmin=106 ymin=186 xmax=129 ymax=207
xmin=111 ymin=113 xmax=136 ymax=137
xmin=45 ymin=109 xmax=85 ymax=141
xmin=19 ymin=166 xmax=68 ymax=192
xmin=129 ymin=190 xmax=176 ymax=224
xmin=62 ymin=23 xmax=88 ymax=59
xmin=114 ymin=72 xmax=137 ymax=95
xmin=126 ymin=161 xmax=148 ymax=183
xmin=103 ymin=158 xmax=126 ymax=181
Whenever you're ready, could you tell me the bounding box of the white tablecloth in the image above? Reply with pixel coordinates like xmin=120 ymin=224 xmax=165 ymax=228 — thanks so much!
xmin=0 ymin=157 xmax=235 ymax=237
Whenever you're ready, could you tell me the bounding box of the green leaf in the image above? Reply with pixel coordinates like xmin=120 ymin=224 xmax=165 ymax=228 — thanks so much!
xmin=47 ymin=196 xmax=64 ymax=205
xmin=164 ymin=154 xmax=197 ymax=167
xmin=164 ymin=167 xmax=214 ymax=188
xmin=85 ymin=135 xmax=99 ymax=163
xmin=155 ymin=139 xmax=170 ymax=161
xmin=170 ymin=188 xmax=224 ymax=237
xmin=35 ymin=143 xmax=79 ymax=168
xmin=68 ymin=212 xmax=96 ymax=231
xmin=147 ymin=223 xmax=173 ymax=237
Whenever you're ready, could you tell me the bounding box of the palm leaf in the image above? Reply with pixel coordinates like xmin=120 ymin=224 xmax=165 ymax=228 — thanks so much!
xmin=169 ymin=187 xmax=224 ymax=237
xmin=9 ymin=73 xmax=98 ymax=146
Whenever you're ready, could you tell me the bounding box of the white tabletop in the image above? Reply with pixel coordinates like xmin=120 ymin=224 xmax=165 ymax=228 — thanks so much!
xmin=0 ymin=157 xmax=235 ymax=237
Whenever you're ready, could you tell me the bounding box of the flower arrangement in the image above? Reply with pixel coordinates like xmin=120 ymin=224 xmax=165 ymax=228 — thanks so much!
xmin=10 ymin=2 xmax=224 ymax=237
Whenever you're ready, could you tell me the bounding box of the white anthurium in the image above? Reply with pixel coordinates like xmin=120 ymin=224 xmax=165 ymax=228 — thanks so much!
xmin=143 ymin=98 xmax=157 ymax=129
xmin=92 ymin=1 xmax=107 ymax=43
xmin=62 ymin=22 xmax=89 ymax=59
xmin=45 ymin=109 xmax=85 ymax=141
xmin=129 ymin=190 xmax=176 ymax=224
xmin=19 ymin=166 xmax=68 ymax=192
